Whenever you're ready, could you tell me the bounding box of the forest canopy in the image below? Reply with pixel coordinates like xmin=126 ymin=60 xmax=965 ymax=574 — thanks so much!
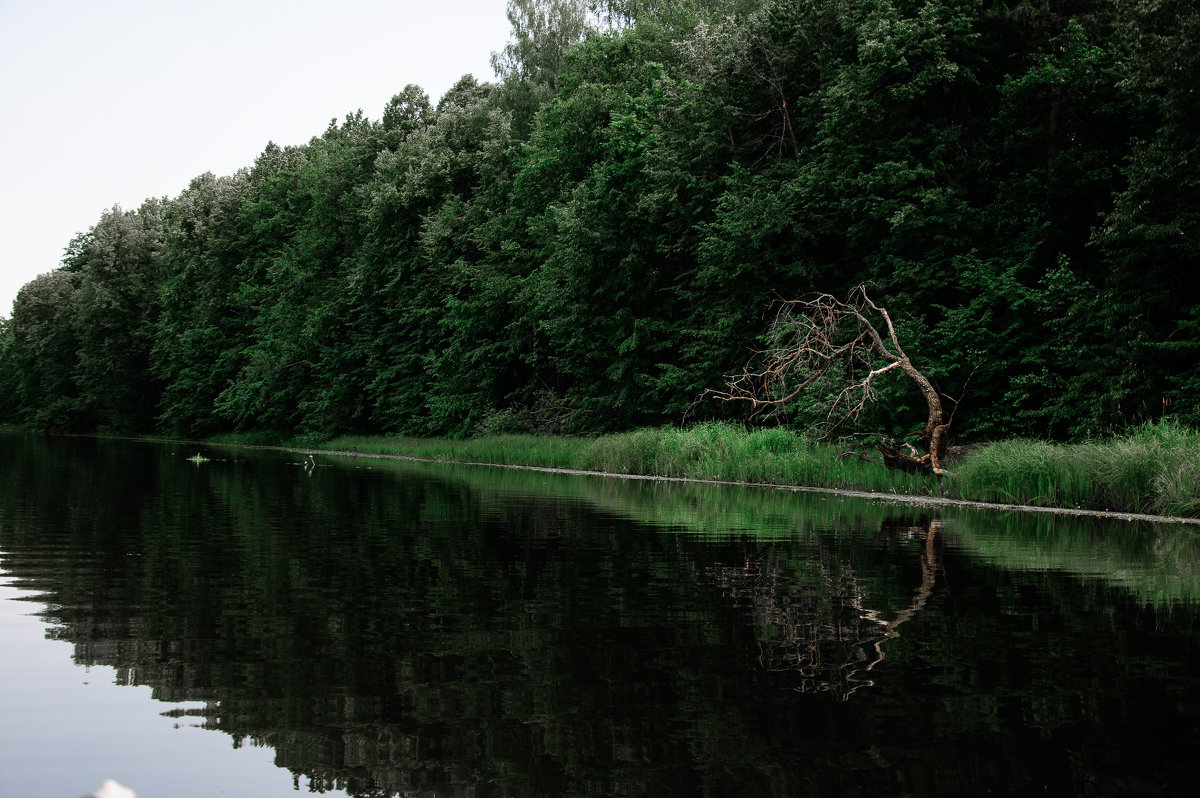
xmin=2 ymin=0 xmax=1197 ymax=443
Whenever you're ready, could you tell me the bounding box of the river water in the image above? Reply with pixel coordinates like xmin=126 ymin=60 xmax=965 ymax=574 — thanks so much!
xmin=1 ymin=431 xmax=1198 ymax=797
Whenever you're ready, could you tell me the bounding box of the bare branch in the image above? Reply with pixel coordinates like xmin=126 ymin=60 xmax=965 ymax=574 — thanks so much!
xmin=706 ymin=285 xmax=952 ymax=476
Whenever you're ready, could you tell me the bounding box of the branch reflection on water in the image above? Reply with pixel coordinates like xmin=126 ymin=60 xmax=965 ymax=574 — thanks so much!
xmin=702 ymin=518 xmax=943 ymax=699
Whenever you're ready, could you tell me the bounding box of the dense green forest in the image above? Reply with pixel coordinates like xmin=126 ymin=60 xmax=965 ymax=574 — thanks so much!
xmin=2 ymin=0 xmax=1197 ymax=443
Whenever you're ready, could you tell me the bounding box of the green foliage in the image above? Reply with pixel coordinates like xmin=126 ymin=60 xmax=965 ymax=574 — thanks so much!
xmin=72 ymin=200 xmax=167 ymax=432
xmin=153 ymin=171 xmax=253 ymax=437
xmin=3 ymin=270 xmax=87 ymax=429
xmin=0 ymin=318 xmax=15 ymax=421
xmin=493 ymin=0 xmax=592 ymax=88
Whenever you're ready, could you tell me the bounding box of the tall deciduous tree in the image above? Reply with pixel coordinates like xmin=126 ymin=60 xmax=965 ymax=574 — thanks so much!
xmin=1096 ymin=0 xmax=1200 ymax=427
xmin=5 ymin=269 xmax=85 ymax=429
xmin=72 ymin=200 xmax=166 ymax=432
xmin=0 ymin=317 xmax=15 ymax=421
xmin=492 ymin=0 xmax=594 ymax=136
xmin=153 ymin=171 xmax=252 ymax=437
xmin=215 ymin=113 xmax=380 ymax=434
xmin=492 ymin=0 xmax=592 ymax=92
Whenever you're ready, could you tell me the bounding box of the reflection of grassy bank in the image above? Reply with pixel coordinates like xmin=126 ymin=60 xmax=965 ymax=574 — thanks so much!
xmin=299 ymin=421 xmax=1200 ymax=519
xmin=335 ymin=453 xmax=902 ymax=540
xmin=942 ymin=508 xmax=1200 ymax=606
xmin=323 ymin=454 xmax=1200 ymax=607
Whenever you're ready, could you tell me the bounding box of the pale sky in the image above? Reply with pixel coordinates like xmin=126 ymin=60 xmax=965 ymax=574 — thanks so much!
xmin=0 ymin=0 xmax=515 ymax=318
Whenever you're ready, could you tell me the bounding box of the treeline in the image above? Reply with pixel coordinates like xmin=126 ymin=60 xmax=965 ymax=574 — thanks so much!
xmin=1 ymin=0 xmax=1197 ymax=441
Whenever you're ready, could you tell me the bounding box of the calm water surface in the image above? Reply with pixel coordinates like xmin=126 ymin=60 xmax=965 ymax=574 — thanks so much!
xmin=1 ymin=431 xmax=1198 ymax=797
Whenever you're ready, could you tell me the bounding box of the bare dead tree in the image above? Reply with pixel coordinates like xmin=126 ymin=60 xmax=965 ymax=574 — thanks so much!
xmin=708 ymin=285 xmax=953 ymax=476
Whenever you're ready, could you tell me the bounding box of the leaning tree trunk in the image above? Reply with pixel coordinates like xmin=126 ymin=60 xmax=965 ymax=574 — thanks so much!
xmin=874 ymin=357 xmax=950 ymax=475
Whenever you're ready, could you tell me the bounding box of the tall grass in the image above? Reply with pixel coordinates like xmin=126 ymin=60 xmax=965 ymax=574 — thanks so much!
xmin=580 ymin=422 xmax=934 ymax=494
xmin=949 ymin=420 xmax=1200 ymax=517
xmin=321 ymin=423 xmax=936 ymax=495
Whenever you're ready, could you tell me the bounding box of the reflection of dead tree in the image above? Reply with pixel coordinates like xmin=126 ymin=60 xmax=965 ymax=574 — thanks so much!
xmin=707 ymin=550 xmax=872 ymax=697
xmin=850 ymin=519 xmax=943 ymax=680
xmin=708 ymin=285 xmax=953 ymax=476
xmin=702 ymin=519 xmax=943 ymax=699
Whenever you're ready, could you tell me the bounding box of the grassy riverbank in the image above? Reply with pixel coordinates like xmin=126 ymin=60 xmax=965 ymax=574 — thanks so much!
xmin=257 ymin=421 xmax=1200 ymax=519
xmin=321 ymin=423 xmax=934 ymax=493
xmin=947 ymin=422 xmax=1200 ymax=518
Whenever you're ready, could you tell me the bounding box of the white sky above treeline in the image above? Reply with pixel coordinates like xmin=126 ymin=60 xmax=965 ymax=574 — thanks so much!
xmin=0 ymin=0 xmax=514 ymax=317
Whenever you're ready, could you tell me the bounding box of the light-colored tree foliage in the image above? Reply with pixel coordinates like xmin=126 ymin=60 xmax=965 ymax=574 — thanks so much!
xmin=491 ymin=0 xmax=593 ymax=93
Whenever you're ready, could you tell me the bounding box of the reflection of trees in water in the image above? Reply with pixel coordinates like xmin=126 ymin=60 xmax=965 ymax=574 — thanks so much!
xmin=6 ymin=435 xmax=1200 ymax=798
xmin=0 ymin=432 xmax=956 ymax=795
xmin=700 ymin=518 xmax=942 ymax=699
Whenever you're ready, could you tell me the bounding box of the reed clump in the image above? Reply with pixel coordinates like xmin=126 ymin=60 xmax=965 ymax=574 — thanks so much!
xmin=948 ymin=420 xmax=1200 ymax=517
xmin=581 ymin=422 xmax=932 ymax=494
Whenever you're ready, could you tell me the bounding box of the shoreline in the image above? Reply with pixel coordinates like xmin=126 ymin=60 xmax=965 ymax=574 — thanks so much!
xmin=299 ymin=445 xmax=1200 ymax=527
xmin=12 ymin=428 xmax=1198 ymax=526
